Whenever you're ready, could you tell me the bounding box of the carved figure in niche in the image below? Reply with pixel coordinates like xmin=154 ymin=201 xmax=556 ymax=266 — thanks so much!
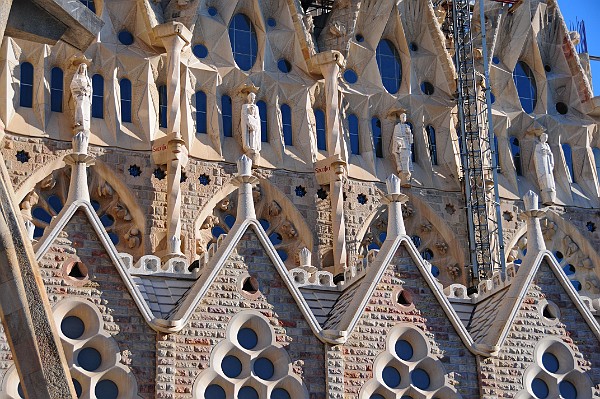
xmin=20 ymin=191 xmax=39 ymax=220
xmin=391 ymin=113 xmax=413 ymax=187
xmin=201 ymin=215 xmax=218 ymax=230
xmin=533 ymin=133 xmax=556 ymax=205
xmin=241 ymin=92 xmax=261 ymax=157
xmin=435 ymin=241 xmax=448 ymax=255
xmin=268 ymin=200 xmax=281 ymax=217
xmin=97 ymin=180 xmax=114 ymax=197
xmin=447 ymin=264 xmax=461 ymax=279
xmin=124 ymin=227 xmax=140 ymax=249
xmin=541 ymin=218 xmax=557 ymax=240
xmin=70 ymin=63 xmax=92 ymax=133
xmin=40 ymin=174 xmax=56 ymax=190
xmin=114 ymin=202 xmax=132 ymax=221
xmin=219 ymin=198 xmax=230 ymax=211
xmin=563 ymin=235 xmax=579 ymax=257
xmin=280 ymin=221 xmax=298 ymax=239
xmin=252 ymin=184 xmax=261 ymax=203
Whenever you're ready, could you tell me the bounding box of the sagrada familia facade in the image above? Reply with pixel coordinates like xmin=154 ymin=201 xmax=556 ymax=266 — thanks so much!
xmin=0 ymin=0 xmax=599 ymax=398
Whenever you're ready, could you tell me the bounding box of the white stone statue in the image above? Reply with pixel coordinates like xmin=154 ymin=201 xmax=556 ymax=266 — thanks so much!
xmin=70 ymin=63 xmax=92 ymax=133
xmin=241 ymin=92 xmax=261 ymax=156
xmin=391 ymin=113 xmax=413 ymax=186
xmin=533 ymin=133 xmax=556 ymax=205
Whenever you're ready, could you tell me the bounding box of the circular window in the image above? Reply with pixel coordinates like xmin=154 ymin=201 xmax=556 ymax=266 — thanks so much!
xmin=376 ymin=39 xmax=402 ymax=93
xmin=431 ymin=265 xmax=440 ymax=278
xmin=77 ymin=347 xmax=102 ymax=371
xmin=490 ymin=92 xmax=496 ymax=104
xmin=370 ymin=395 xmax=385 ymax=399
xmin=193 ymin=44 xmax=209 ymax=59
xmin=563 ymin=264 xmax=576 ymax=276
xmin=239 ymin=386 xmax=259 ymax=399
xmin=224 ymin=214 xmax=236 ymax=228
xmin=395 ymin=339 xmax=414 ymax=360
xmin=212 ymin=226 xmax=226 ymax=238
xmin=117 ymin=30 xmax=134 ymax=45
xmin=513 ymin=61 xmax=537 ymax=113
xmin=254 ymin=357 xmax=274 ymax=380
xmin=492 ymin=56 xmax=500 ymax=65
xmin=277 ymin=249 xmax=288 ymax=262
xmin=559 ymin=380 xmax=577 ymax=399
xmin=571 ymin=280 xmax=582 ymax=291
xmin=229 ymin=14 xmax=258 ymax=71
xmin=277 ymin=59 xmax=292 ymax=73
xmin=397 ymin=290 xmax=413 ymax=307
xmin=422 ymin=249 xmax=434 ymax=260
xmin=72 ymin=379 xmax=82 ymax=398
xmin=17 ymin=382 xmax=23 ymax=399
xmin=271 ymin=388 xmax=291 ymax=399
xmin=382 ymin=366 xmax=401 ymax=388
xmin=556 ymin=102 xmax=568 ymax=115
xmin=222 ymin=355 xmax=242 ymax=378
xmin=208 ymin=7 xmax=218 ymax=16
xmin=555 ymin=251 xmax=563 ymax=261
xmin=61 ymin=316 xmax=85 ymax=339
xmin=544 ymin=64 xmax=552 ymax=72
xmin=267 ymin=18 xmax=277 ymax=27
xmin=420 ymin=81 xmax=434 ymax=95
xmin=355 ymin=34 xmax=364 ymax=42
xmin=411 ymin=235 xmax=422 ymax=248
xmin=344 ymin=69 xmax=358 ymax=84
xmin=531 ymin=377 xmax=549 ymax=399
xmin=241 ymin=276 xmax=259 ymax=295
xmin=409 ymin=42 xmax=418 ymax=51
xmin=541 ymin=352 xmax=559 ymax=373
xmin=95 ymin=380 xmax=118 ymax=399
xmin=269 ymin=232 xmax=283 ymax=245
xmin=205 ymin=384 xmax=226 ymax=399
xmin=412 ymin=368 xmax=430 ymax=390
xmin=238 ymin=327 xmax=258 ymax=350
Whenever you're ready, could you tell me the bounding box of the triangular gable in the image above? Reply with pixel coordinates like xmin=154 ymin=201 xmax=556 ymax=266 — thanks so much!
xmin=325 ymin=235 xmax=479 ymax=353
xmin=478 ymin=250 xmax=600 ymax=353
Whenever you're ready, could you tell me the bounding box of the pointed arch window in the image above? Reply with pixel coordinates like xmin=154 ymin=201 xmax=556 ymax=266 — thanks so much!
xmin=228 ymin=14 xmax=258 ymax=71
xmin=195 ymin=91 xmax=207 ymax=134
xmin=375 ymin=39 xmax=402 ymax=94
xmin=91 ymin=74 xmax=104 ymax=118
xmin=562 ymin=143 xmax=574 ymax=182
xmin=513 ymin=61 xmax=537 ymax=114
xmin=593 ymin=147 xmax=600 ymax=185
xmin=407 ymin=122 xmax=415 ymax=162
xmin=314 ymin=108 xmax=326 ymax=151
xmin=510 ymin=136 xmax=522 ymax=176
xmin=371 ymin=117 xmax=383 ymax=158
xmin=281 ymin=104 xmax=293 ymax=146
xmin=348 ymin=114 xmax=360 ymax=155
xmin=158 ymin=85 xmax=167 ymax=128
xmin=257 ymin=100 xmax=268 ymax=142
xmin=426 ymin=125 xmax=437 ymax=165
xmin=50 ymin=67 xmax=63 ymax=112
xmin=493 ymin=136 xmax=500 ymax=171
xmin=20 ymin=62 xmax=34 ymax=108
xmin=222 ymin=95 xmax=232 ymax=137
xmin=119 ymin=78 xmax=132 ymax=123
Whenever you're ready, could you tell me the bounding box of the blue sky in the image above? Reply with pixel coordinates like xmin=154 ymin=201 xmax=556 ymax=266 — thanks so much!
xmin=558 ymin=0 xmax=600 ymax=95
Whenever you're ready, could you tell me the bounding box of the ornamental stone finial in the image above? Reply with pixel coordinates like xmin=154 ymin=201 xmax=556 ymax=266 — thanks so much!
xmin=523 ymin=190 xmax=539 ymax=212
xmin=237 ymin=154 xmax=252 ymax=177
xmin=386 ymin=174 xmax=402 ymax=195
xmin=299 ymin=247 xmax=311 ymax=267
xmin=520 ymin=190 xmax=547 ymax=256
xmin=384 ymin=174 xmax=409 ymax=240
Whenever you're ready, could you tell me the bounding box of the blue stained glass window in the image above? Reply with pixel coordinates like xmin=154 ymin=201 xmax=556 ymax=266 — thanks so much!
xmin=79 ymin=0 xmax=95 ymax=12
xmin=267 ymin=18 xmax=277 ymax=27
xmin=277 ymin=59 xmax=292 ymax=73
xmin=92 ymin=74 xmax=104 ymax=118
xmin=72 ymin=379 xmax=82 ymax=397
xmin=95 ymin=380 xmax=118 ymax=399
xmin=238 ymin=328 xmax=258 ymax=349
xmin=257 ymin=100 xmax=268 ymax=142
xmin=513 ymin=61 xmax=537 ymax=113
xmin=118 ymin=30 xmax=134 ymax=45
xmin=509 ymin=136 xmax=522 ymax=176
xmin=192 ymin=44 xmax=208 ymax=59
xmin=420 ymin=81 xmax=434 ymax=95
xmin=120 ymin=78 xmax=132 ymax=123
xmin=269 ymin=232 xmax=283 ymax=246
xmin=531 ymin=378 xmax=549 ymax=399
xmin=371 ymin=117 xmax=382 ymax=158
xmin=382 ymin=366 xmax=401 ymax=388
xmin=281 ymin=104 xmax=292 ymax=145
xmin=563 ymin=264 xmax=576 ymax=276
xmin=431 ymin=265 xmax=440 ymax=277
xmin=195 ymin=91 xmax=207 ymax=134
xmin=422 ymin=248 xmax=434 ymax=260
xmin=61 ymin=316 xmax=85 ymax=339
xmin=229 ymin=14 xmax=258 ymax=71
xmin=47 ymin=195 xmax=63 ymax=214
xmin=376 ymin=39 xmax=402 ymax=94
xmin=315 ymin=108 xmax=326 ymax=151
xmin=411 ymin=235 xmax=421 ymax=248
xmin=205 ymin=384 xmax=226 ymax=399
xmin=224 ymin=214 xmax=236 ymax=228
xmin=492 ymin=56 xmax=500 ymax=65
xmin=50 ymin=67 xmax=63 ymax=112
xmin=20 ymin=62 xmax=33 ymax=108
xmin=395 ymin=339 xmax=413 ymax=360
xmin=221 ymin=355 xmax=242 ymax=378
xmin=277 ymin=249 xmax=288 ymax=262
xmin=212 ymin=226 xmax=226 ymax=238
xmin=33 ymin=207 xmax=52 ymax=224
xmin=78 ymin=347 xmax=102 ymax=371
xmin=593 ymin=147 xmax=600 ymax=185
xmin=426 ymin=125 xmax=437 ymax=165
xmin=411 ymin=369 xmax=430 ymax=390
xmin=222 ymin=95 xmax=232 ymax=137
xmin=158 ymin=85 xmax=167 ymax=128
xmin=344 ymin=69 xmax=358 ymax=83
xmin=370 ymin=395 xmax=385 ymax=399
xmin=271 ymin=388 xmax=290 ymax=399
xmin=541 ymin=352 xmax=559 ymax=373
xmin=238 ymin=386 xmax=259 ymax=399
xmin=571 ymin=280 xmax=582 ymax=291
xmin=207 ymin=7 xmax=218 ymax=16
xmin=259 ymin=219 xmax=270 ymax=230
xmin=253 ymin=357 xmax=274 ymax=380
xmin=348 ymin=114 xmax=360 ymax=155
xmin=559 ymin=381 xmax=577 ymax=399
xmin=91 ymin=200 xmax=100 ymax=211
xmin=563 ymin=143 xmax=574 ymax=182
xmin=108 ymin=232 xmax=119 ymax=245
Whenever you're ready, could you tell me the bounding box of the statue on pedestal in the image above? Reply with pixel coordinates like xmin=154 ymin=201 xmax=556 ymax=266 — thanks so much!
xmin=241 ymin=92 xmax=261 ymax=158
xmin=70 ymin=63 xmax=92 ymax=134
xmin=391 ymin=113 xmax=413 ymax=187
xmin=533 ymin=132 xmax=556 ymax=205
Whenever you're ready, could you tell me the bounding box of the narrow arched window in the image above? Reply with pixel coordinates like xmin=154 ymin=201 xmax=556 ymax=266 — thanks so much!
xmin=509 ymin=136 xmax=522 ymax=176
xmin=348 ymin=114 xmax=360 ymax=155
xmin=371 ymin=117 xmax=382 ymax=158
xmin=493 ymin=136 xmax=500 ymax=171
xmin=91 ymin=74 xmax=103 ymax=118
xmin=375 ymin=39 xmax=402 ymax=94
xmin=20 ymin=62 xmax=34 ymax=108
xmin=79 ymin=0 xmax=95 ymax=12
xmin=120 ymin=78 xmax=132 ymax=123
xmin=593 ymin=147 xmax=600 ymax=185
xmin=50 ymin=67 xmax=63 ymax=112
xmin=513 ymin=61 xmax=537 ymax=113
xmin=195 ymin=91 xmax=207 ymax=134
xmin=281 ymin=104 xmax=292 ymax=146
xmin=563 ymin=143 xmax=574 ymax=182
xmin=228 ymin=14 xmax=258 ymax=71
xmin=257 ymin=100 xmax=268 ymax=142
xmin=407 ymin=122 xmax=415 ymax=162
xmin=221 ymin=94 xmax=232 ymax=137
xmin=314 ymin=108 xmax=326 ymax=151
xmin=158 ymin=85 xmax=167 ymax=128
xmin=426 ymin=125 xmax=437 ymax=165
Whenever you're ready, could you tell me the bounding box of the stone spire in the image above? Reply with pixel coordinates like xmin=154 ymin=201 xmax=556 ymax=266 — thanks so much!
xmin=232 ymin=155 xmax=259 ymax=221
xmin=519 ymin=190 xmax=547 ymax=257
xmin=385 ymin=174 xmax=409 ymax=239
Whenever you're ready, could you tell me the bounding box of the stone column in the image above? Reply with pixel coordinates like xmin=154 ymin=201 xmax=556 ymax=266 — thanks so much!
xmin=153 ymin=23 xmax=192 ymax=259
xmin=232 ymin=155 xmax=258 ymax=221
xmin=519 ymin=191 xmax=547 ymax=258
xmin=64 ymin=132 xmax=94 ymax=205
xmin=384 ymin=174 xmax=409 ymax=239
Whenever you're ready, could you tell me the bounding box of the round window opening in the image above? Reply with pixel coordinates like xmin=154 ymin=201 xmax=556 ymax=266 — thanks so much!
xmin=544 ymin=64 xmax=552 ymax=72
xmin=421 ymin=81 xmax=435 ymax=95
xmin=382 ymin=366 xmax=401 ymax=388
xmin=271 ymin=388 xmax=291 ymax=399
xmin=222 ymin=355 xmax=242 ymax=378
xmin=242 ymin=276 xmax=259 ymax=295
xmin=237 ymin=327 xmax=258 ymax=350
xmin=541 ymin=301 xmax=560 ymax=322
xmin=193 ymin=44 xmax=209 ymax=59
xmin=531 ymin=377 xmax=549 ymax=399
xmin=77 ymin=347 xmax=102 ymax=371
xmin=541 ymin=352 xmax=559 ymax=373
xmin=95 ymin=380 xmax=118 ymax=399
xmin=556 ymin=102 xmax=568 ymax=115
xmin=409 ymin=42 xmax=418 ymax=51
xmin=205 ymin=384 xmax=226 ymax=399
xmin=117 ymin=30 xmax=134 ymax=45
xmin=355 ymin=34 xmax=364 ymax=42
xmin=61 ymin=315 xmax=85 ymax=339
xmin=344 ymin=69 xmax=358 ymax=84
xmin=397 ymin=289 xmax=413 ymax=307
xmin=277 ymin=59 xmax=292 ymax=73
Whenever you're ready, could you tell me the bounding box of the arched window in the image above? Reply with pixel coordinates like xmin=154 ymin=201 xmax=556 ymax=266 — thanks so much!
xmin=50 ymin=67 xmax=63 ymax=112
xmin=348 ymin=114 xmax=360 ymax=155
xmin=407 ymin=122 xmax=415 ymax=162
xmin=158 ymin=85 xmax=167 ymax=128
xmin=493 ymin=136 xmax=500 ymax=171
xmin=281 ymin=104 xmax=292 ymax=146
xmin=91 ymin=74 xmax=104 ymax=119
xmin=119 ymin=78 xmax=132 ymax=123
xmin=562 ymin=143 xmax=574 ymax=182
xmin=20 ymin=62 xmax=34 ymax=108
xmin=509 ymin=136 xmax=522 ymax=176
xmin=257 ymin=100 xmax=268 ymax=142
xmin=221 ymin=95 xmax=232 ymax=137
xmin=371 ymin=117 xmax=382 ymax=158
xmin=513 ymin=61 xmax=537 ymax=113
xmin=314 ymin=108 xmax=326 ymax=151
xmin=228 ymin=14 xmax=258 ymax=71
xmin=79 ymin=0 xmax=95 ymax=12
xmin=426 ymin=125 xmax=437 ymax=165
xmin=593 ymin=147 xmax=600 ymax=185
xmin=375 ymin=39 xmax=402 ymax=94
xmin=195 ymin=91 xmax=207 ymax=134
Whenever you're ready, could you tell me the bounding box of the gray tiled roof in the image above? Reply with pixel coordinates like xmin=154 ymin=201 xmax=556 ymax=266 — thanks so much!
xmin=323 ymin=279 xmax=363 ymax=330
xmin=299 ymin=287 xmax=342 ymax=327
xmin=467 ymin=287 xmax=508 ymax=343
xmin=132 ymin=276 xmax=196 ymax=319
